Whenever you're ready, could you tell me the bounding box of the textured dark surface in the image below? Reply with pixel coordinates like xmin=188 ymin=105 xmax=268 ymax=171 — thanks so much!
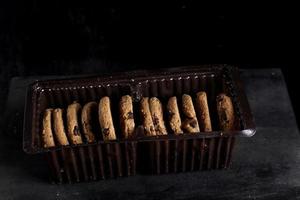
xmin=1 ymin=69 xmax=300 ymax=200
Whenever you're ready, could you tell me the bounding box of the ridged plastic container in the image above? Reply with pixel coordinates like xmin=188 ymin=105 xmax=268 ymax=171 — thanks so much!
xmin=23 ymin=65 xmax=256 ymax=183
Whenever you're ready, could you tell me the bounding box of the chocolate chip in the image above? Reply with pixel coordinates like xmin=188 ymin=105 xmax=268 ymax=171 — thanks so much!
xmin=102 ymin=128 xmax=110 ymax=136
xmin=150 ymin=126 xmax=155 ymax=132
xmin=73 ymin=126 xmax=80 ymax=136
xmin=153 ymin=115 xmax=160 ymax=126
xmin=217 ymin=95 xmax=224 ymax=102
xmin=190 ymin=119 xmax=197 ymax=128
xmin=127 ymin=112 xmax=134 ymax=119
xmin=168 ymin=111 xmax=175 ymax=119
xmin=221 ymin=110 xmax=228 ymax=122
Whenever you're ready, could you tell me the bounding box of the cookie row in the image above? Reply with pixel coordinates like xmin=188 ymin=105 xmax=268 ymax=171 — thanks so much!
xmin=140 ymin=92 xmax=235 ymax=135
xmin=41 ymin=92 xmax=235 ymax=148
xmin=42 ymin=97 xmax=117 ymax=148
xmin=140 ymin=92 xmax=212 ymax=136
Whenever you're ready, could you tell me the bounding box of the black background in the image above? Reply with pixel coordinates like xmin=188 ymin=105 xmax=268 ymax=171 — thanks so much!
xmin=0 ymin=1 xmax=299 ymax=124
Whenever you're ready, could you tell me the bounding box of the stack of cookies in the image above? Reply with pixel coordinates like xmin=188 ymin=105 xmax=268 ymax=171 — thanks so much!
xmin=41 ymin=92 xmax=235 ymax=148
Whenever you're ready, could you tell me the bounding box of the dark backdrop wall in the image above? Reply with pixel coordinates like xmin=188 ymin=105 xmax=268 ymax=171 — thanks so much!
xmin=0 ymin=1 xmax=298 ymax=124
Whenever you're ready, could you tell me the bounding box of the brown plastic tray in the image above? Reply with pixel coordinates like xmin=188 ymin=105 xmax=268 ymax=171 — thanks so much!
xmin=23 ymin=65 xmax=256 ymax=183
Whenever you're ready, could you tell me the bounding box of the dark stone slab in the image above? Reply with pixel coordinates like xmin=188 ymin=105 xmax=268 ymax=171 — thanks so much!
xmin=1 ymin=69 xmax=299 ymax=200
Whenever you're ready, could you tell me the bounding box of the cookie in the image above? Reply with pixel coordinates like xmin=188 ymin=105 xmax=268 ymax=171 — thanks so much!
xmin=195 ymin=92 xmax=212 ymax=132
xmin=98 ymin=97 xmax=116 ymax=140
xmin=119 ymin=95 xmax=135 ymax=138
xmin=217 ymin=93 xmax=235 ymax=131
xmin=181 ymin=94 xmax=200 ymax=133
xmin=81 ymin=102 xmax=97 ymax=143
xmin=167 ymin=96 xmax=183 ymax=134
xmin=140 ymin=97 xmax=156 ymax=136
xmin=42 ymin=109 xmax=55 ymax=148
xmin=149 ymin=97 xmax=167 ymax=135
xmin=53 ymin=108 xmax=69 ymax=145
xmin=67 ymin=102 xmax=83 ymax=144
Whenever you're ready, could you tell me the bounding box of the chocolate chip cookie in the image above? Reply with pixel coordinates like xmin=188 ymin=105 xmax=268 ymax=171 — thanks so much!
xmin=217 ymin=93 xmax=235 ymax=131
xmin=195 ymin=92 xmax=212 ymax=132
xmin=99 ymin=97 xmax=116 ymax=140
xmin=53 ymin=108 xmax=69 ymax=145
xmin=119 ymin=95 xmax=135 ymax=138
xmin=149 ymin=97 xmax=167 ymax=135
xmin=42 ymin=109 xmax=55 ymax=148
xmin=81 ymin=102 xmax=97 ymax=143
xmin=67 ymin=102 xmax=83 ymax=144
xmin=167 ymin=96 xmax=183 ymax=134
xmin=181 ymin=94 xmax=200 ymax=133
xmin=140 ymin=97 xmax=156 ymax=136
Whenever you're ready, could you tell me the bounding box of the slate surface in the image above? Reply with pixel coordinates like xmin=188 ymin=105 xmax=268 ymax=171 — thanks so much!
xmin=1 ymin=69 xmax=300 ymax=200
